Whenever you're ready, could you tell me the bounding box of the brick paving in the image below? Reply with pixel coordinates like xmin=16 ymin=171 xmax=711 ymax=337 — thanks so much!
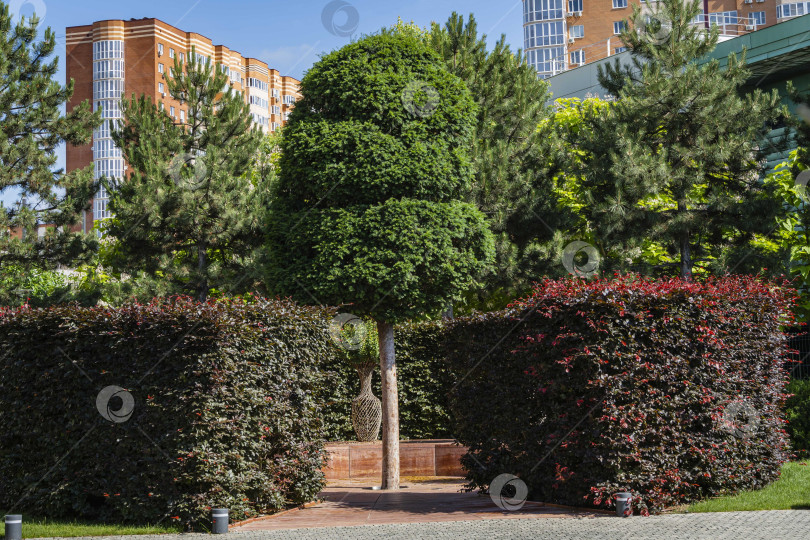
xmin=32 ymin=480 xmax=810 ymax=539
xmin=232 ymin=479 xmax=602 ymax=530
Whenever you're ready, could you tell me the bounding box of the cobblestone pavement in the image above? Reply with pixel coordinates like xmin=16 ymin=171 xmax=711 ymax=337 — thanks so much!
xmin=36 ymin=510 xmax=810 ymax=540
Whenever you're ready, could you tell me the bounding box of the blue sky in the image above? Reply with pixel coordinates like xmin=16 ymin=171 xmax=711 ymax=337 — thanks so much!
xmin=3 ymin=0 xmax=525 ymax=206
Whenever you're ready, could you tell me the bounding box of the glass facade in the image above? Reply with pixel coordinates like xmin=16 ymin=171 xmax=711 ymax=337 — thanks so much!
xmin=523 ymin=0 xmax=567 ymax=78
xmin=92 ymin=39 xmax=125 ymax=223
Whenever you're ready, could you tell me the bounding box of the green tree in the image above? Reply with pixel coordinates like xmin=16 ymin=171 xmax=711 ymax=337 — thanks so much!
xmin=107 ymin=49 xmax=264 ymax=301
xmin=0 ymin=2 xmax=100 ymax=268
xmin=265 ymin=33 xmax=493 ymax=489
xmin=427 ymin=13 xmax=572 ymax=308
xmin=575 ymin=0 xmax=787 ymax=279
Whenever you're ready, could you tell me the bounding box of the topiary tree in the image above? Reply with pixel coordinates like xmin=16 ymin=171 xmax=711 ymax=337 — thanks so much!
xmin=265 ymin=32 xmax=494 ymax=489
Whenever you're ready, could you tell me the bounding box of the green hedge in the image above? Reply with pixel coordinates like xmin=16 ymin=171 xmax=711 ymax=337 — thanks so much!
xmin=786 ymin=378 xmax=810 ymax=458
xmin=446 ymin=276 xmax=794 ymax=514
xmin=320 ymin=320 xmax=453 ymax=441
xmin=0 ymin=298 xmax=334 ymax=528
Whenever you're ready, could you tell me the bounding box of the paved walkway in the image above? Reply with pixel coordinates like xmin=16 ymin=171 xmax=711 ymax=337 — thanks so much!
xmin=33 ymin=480 xmax=810 ymax=539
xmin=232 ymin=479 xmax=602 ymax=530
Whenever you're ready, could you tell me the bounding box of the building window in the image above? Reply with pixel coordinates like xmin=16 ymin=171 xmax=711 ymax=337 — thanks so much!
xmin=570 ymin=50 xmax=585 ymax=65
xmin=614 ymin=46 xmax=628 ymax=54
xmin=749 ymin=12 xmax=766 ymax=26
xmin=169 ymin=48 xmax=175 ymax=59
xmin=523 ymin=0 xmax=565 ymax=24
xmin=93 ymin=59 xmax=125 ymax=79
xmin=93 ymin=79 xmax=124 ymax=100
xmin=247 ymin=77 xmax=268 ymax=91
xmin=613 ymin=21 xmax=626 ymax=34
xmin=283 ymin=95 xmax=297 ymax=105
xmin=159 ymin=102 xmax=164 ymax=111
xmin=180 ymin=110 xmax=185 ymax=122
xmin=612 ymin=0 xmax=627 ymax=8
xmin=524 ymin=21 xmax=565 ymax=48
xmin=158 ymin=82 xmax=164 ymax=93
xmin=525 ymin=46 xmax=565 ymax=78
xmin=92 ymin=40 xmax=123 ymax=60
xmin=707 ymin=10 xmax=738 ymax=30
xmin=158 ymin=63 xmax=164 ymax=74
xmin=777 ymin=2 xmax=809 ymax=18
xmin=179 ymin=52 xmax=185 ymax=64
xmin=170 ymin=106 xmax=175 ymax=117
xmin=92 ymin=39 xmax=125 ymax=225
xmin=569 ymin=25 xmax=584 ymax=39
xmin=157 ymin=43 xmax=164 ymax=56
xmin=568 ymin=0 xmax=582 ymax=12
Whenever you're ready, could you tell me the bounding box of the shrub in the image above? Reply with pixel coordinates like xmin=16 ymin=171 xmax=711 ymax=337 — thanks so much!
xmin=446 ymin=275 xmax=795 ymax=514
xmin=0 ymin=297 xmax=334 ymax=528
xmin=786 ymin=378 xmax=810 ymax=458
xmin=320 ymin=320 xmax=453 ymax=441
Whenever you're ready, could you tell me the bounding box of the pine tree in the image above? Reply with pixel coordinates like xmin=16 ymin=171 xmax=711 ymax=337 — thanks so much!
xmin=0 ymin=2 xmax=100 ymax=268
xmin=576 ymin=0 xmax=788 ymax=279
xmin=428 ymin=13 xmax=573 ymax=306
xmin=107 ymin=49 xmax=264 ymax=301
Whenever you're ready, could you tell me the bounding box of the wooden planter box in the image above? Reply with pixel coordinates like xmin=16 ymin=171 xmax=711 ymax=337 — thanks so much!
xmin=323 ymin=439 xmax=467 ymax=479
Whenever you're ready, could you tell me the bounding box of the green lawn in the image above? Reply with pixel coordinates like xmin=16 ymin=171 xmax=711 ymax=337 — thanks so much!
xmin=687 ymin=461 xmax=810 ymax=513
xmin=0 ymin=515 xmax=181 ymax=539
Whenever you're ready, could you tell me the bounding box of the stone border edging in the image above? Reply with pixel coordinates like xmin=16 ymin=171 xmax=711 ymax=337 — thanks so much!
xmin=230 ymin=501 xmax=322 ymax=528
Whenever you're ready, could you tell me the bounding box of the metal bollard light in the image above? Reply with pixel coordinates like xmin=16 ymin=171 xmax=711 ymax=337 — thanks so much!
xmin=614 ymin=492 xmax=633 ymax=517
xmin=5 ymin=514 xmax=22 ymax=540
xmin=211 ymin=508 xmax=229 ymax=534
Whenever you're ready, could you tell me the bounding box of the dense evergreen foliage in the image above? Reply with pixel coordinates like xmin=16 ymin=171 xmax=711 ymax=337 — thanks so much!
xmin=0 ymin=3 xmax=100 ymax=268
xmin=428 ymin=14 xmax=573 ymax=309
xmin=571 ymin=0 xmax=789 ymax=279
xmin=108 ymin=50 xmax=265 ymax=301
xmin=266 ymin=32 xmax=492 ymax=321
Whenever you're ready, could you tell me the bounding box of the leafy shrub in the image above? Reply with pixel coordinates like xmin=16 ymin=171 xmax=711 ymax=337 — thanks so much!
xmin=0 ymin=297 xmax=334 ymax=528
xmin=446 ymin=276 xmax=795 ymax=514
xmin=786 ymin=378 xmax=810 ymax=458
xmin=320 ymin=320 xmax=453 ymax=441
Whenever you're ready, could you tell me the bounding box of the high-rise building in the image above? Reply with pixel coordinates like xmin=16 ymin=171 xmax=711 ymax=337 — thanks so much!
xmin=65 ymin=18 xmax=302 ymax=231
xmin=522 ymin=1 xmax=802 ymax=78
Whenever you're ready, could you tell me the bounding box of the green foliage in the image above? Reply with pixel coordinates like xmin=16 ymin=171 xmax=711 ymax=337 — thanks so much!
xmin=0 ymin=298 xmax=334 ymax=528
xmin=265 ymin=32 xmax=493 ymax=323
xmin=446 ymin=276 xmax=794 ymax=514
xmin=427 ymin=13 xmax=571 ymax=310
xmin=572 ymin=0 xmax=789 ymax=279
xmin=0 ymin=1 xmax=101 ymax=267
xmin=107 ymin=48 xmax=265 ymax=301
xmin=764 ymin=151 xmax=810 ymax=319
xmin=319 ymin=320 xmax=453 ymax=441
xmin=786 ymin=379 xmax=810 ymax=459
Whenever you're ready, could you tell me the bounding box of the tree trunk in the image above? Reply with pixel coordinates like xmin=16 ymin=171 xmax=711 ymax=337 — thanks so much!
xmin=197 ymin=243 xmax=208 ymax=302
xmin=377 ymin=320 xmax=400 ymax=490
xmin=678 ymin=201 xmax=693 ymax=281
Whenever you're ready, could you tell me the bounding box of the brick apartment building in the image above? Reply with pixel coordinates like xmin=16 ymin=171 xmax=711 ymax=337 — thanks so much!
xmin=523 ymin=0 xmax=808 ymax=78
xmin=64 ymin=18 xmax=302 ymax=231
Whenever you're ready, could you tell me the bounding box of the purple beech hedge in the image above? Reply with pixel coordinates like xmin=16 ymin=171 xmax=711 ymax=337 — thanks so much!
xmin=445 ymin=275 xmax=796 ymax=514
xmin=0 ymin=297 xmax=335 ymax=529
